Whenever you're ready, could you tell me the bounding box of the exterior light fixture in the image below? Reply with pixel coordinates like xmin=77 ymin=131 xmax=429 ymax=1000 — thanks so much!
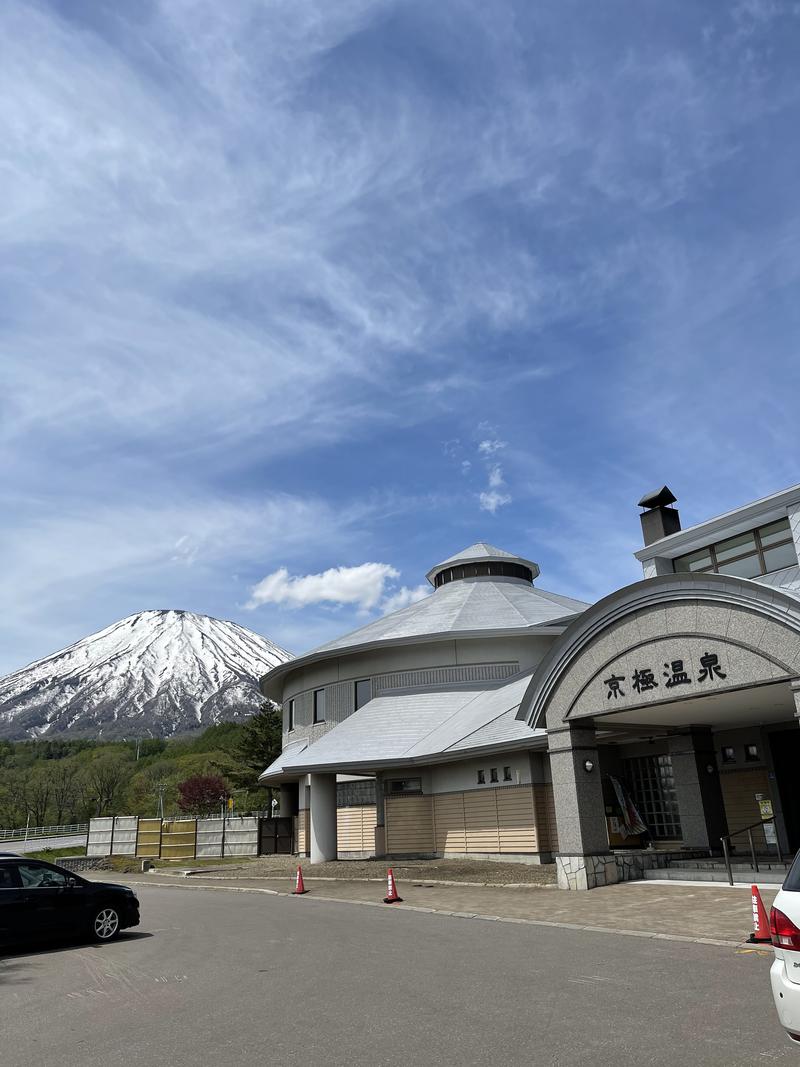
xmin=583 ymin=759 xmax=594 ymax=773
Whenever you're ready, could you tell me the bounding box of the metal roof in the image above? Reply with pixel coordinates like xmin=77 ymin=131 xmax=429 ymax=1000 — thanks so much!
xmin=260 ymin=672 xmax=546 ymax=780
xmin=425 ymin=542 xmax=539 ymax=585
xmin=301 ymin=578 xmax=586 ymax=656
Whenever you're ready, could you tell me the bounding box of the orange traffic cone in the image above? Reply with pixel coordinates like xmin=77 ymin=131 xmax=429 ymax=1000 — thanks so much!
xmin=749 ymin=884 xmax=771 ymax=943
xmin=383 ymin=867 xmax=403 ymax=904
xmin=293 ymin=865 xmax=308 ymax=895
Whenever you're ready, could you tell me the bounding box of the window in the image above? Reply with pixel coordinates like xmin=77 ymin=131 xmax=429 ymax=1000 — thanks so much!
xmin=313 ymin=689 xmax=326 ymax=724
xmin=477 ymin=770 xmax=486 ymax=785
xmin=490 ymin=768 xmax=498 ymax=783
xmin=17 ymin=863 xmax=68 ymax=888
xmin=388 ymin=778 xmax=422 ymax=794
xmin=674 ymin=518 xmax=795 ymax=578
xmin=745 ymin=744 xmax=760 ymax=762
xmin=287 ymin=699 xmax=295 ymax=732
xmin=0 ymin=865 xmax=17 ymax=889
xmin=354 ymin=679 xmax=371 ymax=711
xmin=623 ymin=754 xmax=682 ymax=839
xmin=721 ymin=746 xmax=736 ymax=764
xmin=503 ymin=766 xmax=512 ymax=782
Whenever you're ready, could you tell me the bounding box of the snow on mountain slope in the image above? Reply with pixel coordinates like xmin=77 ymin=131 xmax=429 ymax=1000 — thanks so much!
xmin=0 ymin=610 xmax=292 ymax=740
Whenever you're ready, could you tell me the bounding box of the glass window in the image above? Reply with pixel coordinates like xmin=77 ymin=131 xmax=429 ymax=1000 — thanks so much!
xmin=721 ymin=746 xmax=736 ymax=764
xmin=715 ymin=531 xmax=757 ymax=563
xmin=490 ymin=768 xmax=498 ymax=783
xmin=388 ymin=778 xmax=422 ymax=794
xmin=354 ymin=679 xmax=371 ymax=711
xmin=759 ymin=518 xmax=792 ymax=547
xmin=503 ymin=766 xmax=512 ymax=781
xmin=313 ymin=689 xmax=326 ymax=724
xmin=717 ymin=554 xmax=762 ymax=579
xmin=763 ymin=541 xmax=797 ymax=573
xmin=287 ymin=699 xmax=295 ymax=731
xmin=674 ymin=548 xmax=713 ymax=573
xmin=624 ymin=754 xmax=682 ymax=839
xmin=477 ymin=770 xmax=485 ymax=785
xmin=0 ymin=865 xmax=18 ymax=889
xmin=17 ymin=863 xmax=67 ymax=888
xmin=745 ymin=744 xmax=760 ymax=762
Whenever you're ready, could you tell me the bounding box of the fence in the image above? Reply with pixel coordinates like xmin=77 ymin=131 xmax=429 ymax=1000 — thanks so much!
xmin=0 ymin=822 xmax=88 ymax=842
xmin=86 ymin=815 xmax=265 ymax=860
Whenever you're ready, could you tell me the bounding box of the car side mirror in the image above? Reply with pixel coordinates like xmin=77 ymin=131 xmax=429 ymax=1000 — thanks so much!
xmin=66 ymin=876 xmax=78 ymax=888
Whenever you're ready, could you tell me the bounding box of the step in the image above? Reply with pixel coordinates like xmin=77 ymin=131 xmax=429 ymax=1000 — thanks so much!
xmin=643 ymin=867 xmax=787 ymax=885
xmin=669 ymin=860 xmax=790 ymax=872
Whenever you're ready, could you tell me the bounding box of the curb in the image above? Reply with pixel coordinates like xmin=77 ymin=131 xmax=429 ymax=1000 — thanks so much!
xmin=127 ymin=877 xmax=754 ymax=949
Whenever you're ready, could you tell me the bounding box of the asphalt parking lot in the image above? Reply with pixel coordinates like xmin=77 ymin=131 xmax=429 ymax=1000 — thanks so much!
xmin=1 ymin=883 xmax=793 ymax=1066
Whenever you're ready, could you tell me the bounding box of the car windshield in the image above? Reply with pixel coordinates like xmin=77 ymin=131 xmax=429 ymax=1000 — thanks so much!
xmin=783 ymin=851 xmax=800 ymax=892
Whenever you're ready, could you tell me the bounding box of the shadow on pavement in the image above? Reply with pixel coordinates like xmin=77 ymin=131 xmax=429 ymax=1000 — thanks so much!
xmin=0 ymin=929 xmax=154 ymax=961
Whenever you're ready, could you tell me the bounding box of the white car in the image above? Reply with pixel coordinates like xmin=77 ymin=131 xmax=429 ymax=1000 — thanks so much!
xmin=770 ymin=859 xmax=800 ymax=1043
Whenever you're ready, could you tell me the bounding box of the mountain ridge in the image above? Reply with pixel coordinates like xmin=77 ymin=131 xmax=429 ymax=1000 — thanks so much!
xmin=0 ymin=609 xmax=292 ymax=741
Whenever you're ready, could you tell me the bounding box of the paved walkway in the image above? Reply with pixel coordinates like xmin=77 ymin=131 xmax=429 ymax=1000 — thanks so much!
xmin=95 ymin=869 xmax=778 ymax=947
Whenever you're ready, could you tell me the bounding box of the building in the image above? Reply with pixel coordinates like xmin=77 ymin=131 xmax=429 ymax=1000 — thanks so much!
xmin=260 ymin=484 xmax=800 ymax=889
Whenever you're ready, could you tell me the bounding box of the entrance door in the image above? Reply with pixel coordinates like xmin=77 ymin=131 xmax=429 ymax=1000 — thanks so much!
xmin=769 ymin=730 xmax=800 ymax=852
xmin=258 ymin=818 xmax=293 ymax=855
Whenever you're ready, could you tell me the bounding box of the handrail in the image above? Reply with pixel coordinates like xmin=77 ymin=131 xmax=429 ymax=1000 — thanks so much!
xmin=0 ymin=823 xmax=88 ymax=842
xmin=720 ymin=817 xmax=781 ymax=887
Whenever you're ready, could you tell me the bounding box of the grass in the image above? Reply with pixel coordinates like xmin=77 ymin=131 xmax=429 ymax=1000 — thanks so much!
xmin=19 ymin=845 xmax=86 ymax=862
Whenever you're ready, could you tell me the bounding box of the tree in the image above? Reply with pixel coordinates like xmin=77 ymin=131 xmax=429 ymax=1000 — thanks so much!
xmin=25 ymin=765 xmax=52 ymax=826
xmin=177 ymin=774 xmax=229 ymax=816
xmin=80 ymin=752 xmax=132 ymax=816
xmin=50 ymin=760 xmax=80 ymax=823
xmin=230 ymin=701 xmax=282 ymax=790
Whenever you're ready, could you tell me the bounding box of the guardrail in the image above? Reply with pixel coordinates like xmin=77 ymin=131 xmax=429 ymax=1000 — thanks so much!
xmin=0 ymin=822 xmax=89 ymax=842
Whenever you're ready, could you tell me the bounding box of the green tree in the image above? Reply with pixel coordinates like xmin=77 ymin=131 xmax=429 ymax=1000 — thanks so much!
xmin=230 ymin=701 xmax=282 ymax=794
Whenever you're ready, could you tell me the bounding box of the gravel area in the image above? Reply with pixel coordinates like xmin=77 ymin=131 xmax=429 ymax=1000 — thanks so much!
xmin=182 ymin=855 xmax=557 ymax=885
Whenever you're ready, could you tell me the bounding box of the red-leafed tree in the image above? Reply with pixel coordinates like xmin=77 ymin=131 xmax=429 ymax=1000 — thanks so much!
xmin=177 ymin=774 xmax=229 ymax=816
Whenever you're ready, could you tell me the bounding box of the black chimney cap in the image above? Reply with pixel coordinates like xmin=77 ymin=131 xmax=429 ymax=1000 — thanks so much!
xmin=638 ymin=486 xmax=677 ymax=510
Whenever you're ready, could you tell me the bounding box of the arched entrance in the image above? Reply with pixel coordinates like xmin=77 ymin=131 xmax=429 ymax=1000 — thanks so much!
xmin=519 ymin=573 xmax=800 ymax=889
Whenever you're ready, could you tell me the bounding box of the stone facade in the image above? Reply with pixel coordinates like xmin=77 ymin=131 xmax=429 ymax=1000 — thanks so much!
xmin=556 ymin=850 xmax=673 ymax=891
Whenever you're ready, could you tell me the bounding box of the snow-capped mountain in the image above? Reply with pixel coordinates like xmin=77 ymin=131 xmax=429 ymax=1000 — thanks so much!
xmin=0 ymin=610 xmax=292 ymax=741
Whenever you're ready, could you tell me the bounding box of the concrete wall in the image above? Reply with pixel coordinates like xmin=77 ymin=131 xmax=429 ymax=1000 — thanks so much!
xmin=430 ymin=755 xmax=532 ymax=793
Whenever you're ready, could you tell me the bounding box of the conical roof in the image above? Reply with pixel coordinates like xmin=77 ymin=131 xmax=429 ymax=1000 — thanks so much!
xmin=426 ymin=542 xmax=539 ymax=585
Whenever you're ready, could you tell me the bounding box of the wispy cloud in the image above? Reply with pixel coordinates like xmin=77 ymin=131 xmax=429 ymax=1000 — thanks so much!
xmin=3 ymin=0 xmax=800 ymax=671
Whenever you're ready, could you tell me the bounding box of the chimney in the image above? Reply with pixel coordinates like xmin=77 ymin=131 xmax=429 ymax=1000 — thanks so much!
xmin=638 ymin=486 xmax=681 ymax=546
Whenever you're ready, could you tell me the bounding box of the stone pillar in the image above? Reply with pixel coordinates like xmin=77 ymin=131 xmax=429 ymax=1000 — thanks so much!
xmin=668 ymin=728 xmax=727 ymax=850
xmin=278 ymin=783 xmax=296 ymax=818
xmin=309 ymin=773 xmax=337 ymax=863
xmin=547 ymin=721 xmax=611 ymax=890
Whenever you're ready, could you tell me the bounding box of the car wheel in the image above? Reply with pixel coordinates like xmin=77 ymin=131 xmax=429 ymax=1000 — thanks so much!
xmin=91 ymin=906 xmax=121 ymax=942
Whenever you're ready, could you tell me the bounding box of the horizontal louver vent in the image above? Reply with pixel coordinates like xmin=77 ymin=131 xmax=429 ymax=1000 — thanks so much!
xmin=374 ymin=662 xmax=518 ymax=693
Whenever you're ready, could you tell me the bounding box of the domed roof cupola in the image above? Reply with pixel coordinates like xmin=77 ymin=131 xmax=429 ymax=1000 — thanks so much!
xmin=425 ymin=542 xmax=540 ymax=589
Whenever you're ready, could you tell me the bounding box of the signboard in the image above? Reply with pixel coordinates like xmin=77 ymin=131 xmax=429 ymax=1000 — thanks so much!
xmin=756 ymin=794 xmax=777 ymax=846
xmin=603 ymin=649 xmax=727 ymax=702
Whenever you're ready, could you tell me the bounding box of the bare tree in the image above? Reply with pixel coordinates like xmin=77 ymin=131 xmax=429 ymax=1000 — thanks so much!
xmin=50 ymin=760 xmax=79 ymax=823
xmin=25 ymin=766 xmax=52 ymax=826
xmin=81 ymin=753 xmax=132 ymax=816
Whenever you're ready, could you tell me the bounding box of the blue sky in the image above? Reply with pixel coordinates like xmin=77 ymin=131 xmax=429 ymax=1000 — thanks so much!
xmin=3 ymin=0 xmax=800 ymax=674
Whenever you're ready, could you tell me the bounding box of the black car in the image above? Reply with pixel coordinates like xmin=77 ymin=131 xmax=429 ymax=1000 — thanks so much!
xmin=0 ymin=856 xmax=140 ymax=945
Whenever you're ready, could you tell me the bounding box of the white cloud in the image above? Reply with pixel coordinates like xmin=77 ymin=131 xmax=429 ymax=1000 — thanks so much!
xmin=478 ymin=439 xmax=507 ymax=456
xmin=380 ymin=584 xmax=431 ymax=614
xmin=479 ymin=489 xmax=512 ymax=514
xmin=488 ymin=464 xmax=505 ymax=489
xmin=461 ymin=460 xmax=472 ymax=475
xmin=247 ymin=562 xmax=399 ymax=611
